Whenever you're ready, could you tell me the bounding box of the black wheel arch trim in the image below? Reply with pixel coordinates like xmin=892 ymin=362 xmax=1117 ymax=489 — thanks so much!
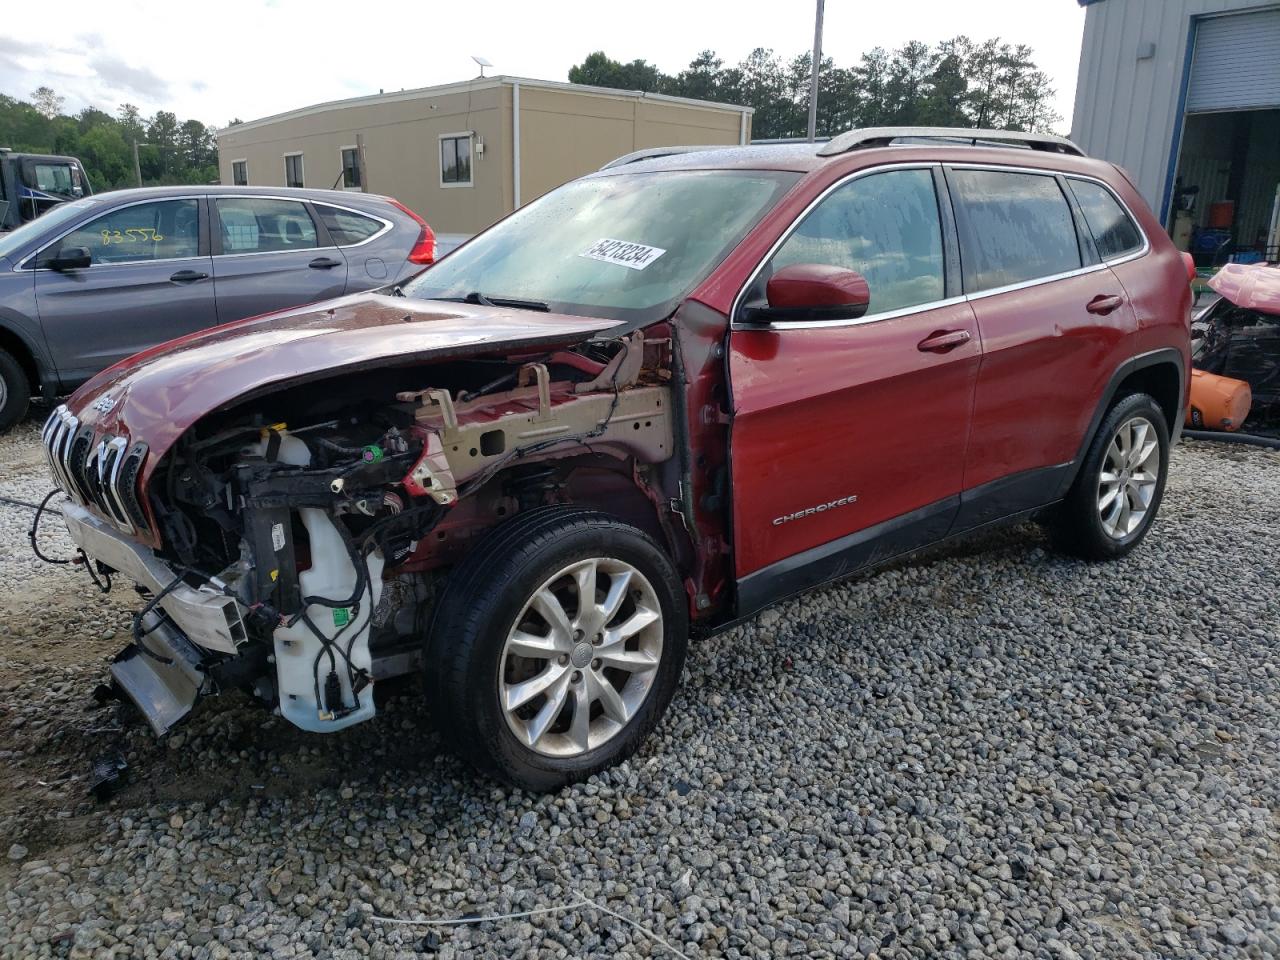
xmin=1055 ymin=347 xmax=1185 ymax=500
xmin=0 ymin=315 xmax=58 ymax=395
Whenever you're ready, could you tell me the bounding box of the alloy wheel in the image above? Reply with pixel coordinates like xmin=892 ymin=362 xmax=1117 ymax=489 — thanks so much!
xmin=1097 ymin=415 xmax=1160 ymax=539
xmin=498 ymin=557 xmax=664 ymax=758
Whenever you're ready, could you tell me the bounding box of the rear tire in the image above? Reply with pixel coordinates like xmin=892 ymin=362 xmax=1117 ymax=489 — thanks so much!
xmin=1050 ymin=392 xmax=1170 ymax=561
xmin=427 ymin=506 xmax=688 ymax=791
xmin=0 ymin=349 xmax=31 ymax=433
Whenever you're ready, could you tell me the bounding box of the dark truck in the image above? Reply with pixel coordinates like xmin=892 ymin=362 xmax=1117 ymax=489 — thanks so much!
xmin=0 ymin=149 xmax=93 ymax=231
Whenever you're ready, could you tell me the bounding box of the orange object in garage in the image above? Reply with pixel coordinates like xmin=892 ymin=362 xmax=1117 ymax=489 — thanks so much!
xmin=1186 ymin=369 xmax=1252 ymax=432
xmin=1207 ymin=202 xmax=1235 ymax=230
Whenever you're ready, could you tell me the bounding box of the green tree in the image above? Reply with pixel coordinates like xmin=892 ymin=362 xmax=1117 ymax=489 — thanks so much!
xmin=0 ymin=90 xmax=221 ymax=189
xmin=568 ymin=35 xmax=1062 ymax=140
xmin=30 ymin=86 xmax=63 ymax=120
xmin=569 ymin=52 xmax=664 ymax=92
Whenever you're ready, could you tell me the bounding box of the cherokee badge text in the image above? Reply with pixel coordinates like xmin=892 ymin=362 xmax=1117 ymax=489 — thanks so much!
xmin=772 ymin=494 xmax=859 ymax=526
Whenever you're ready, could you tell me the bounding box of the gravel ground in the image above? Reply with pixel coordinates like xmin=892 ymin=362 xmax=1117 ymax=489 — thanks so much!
xmin=1 ymin=404 xmax=1278 ymax=960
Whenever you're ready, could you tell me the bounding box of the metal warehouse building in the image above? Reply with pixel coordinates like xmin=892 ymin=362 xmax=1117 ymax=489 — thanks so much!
xmin=1073 ymin=0 xmax=1280 ymax=261
xmin=216 ymin=77 xmax=752 ymax=244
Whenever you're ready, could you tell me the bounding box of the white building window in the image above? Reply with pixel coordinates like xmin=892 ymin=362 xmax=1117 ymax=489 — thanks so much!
xmin=284 ymin=153 xmax=305 ymax=189
xmin=340 ymin=147 xmax=361 ymax=190
xmin=440 ymin=133 xmax=472 ymax=187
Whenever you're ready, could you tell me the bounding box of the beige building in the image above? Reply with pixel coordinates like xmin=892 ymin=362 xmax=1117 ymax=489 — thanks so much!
xmin=216 ymin=76 xmax=753 ymax=243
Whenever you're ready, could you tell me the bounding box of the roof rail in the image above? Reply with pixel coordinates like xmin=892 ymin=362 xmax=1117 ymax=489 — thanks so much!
xmin=600 ymin=145 xmax=715 ymax=170
xmin=816 ymin=127 xmax=1085 ymax=158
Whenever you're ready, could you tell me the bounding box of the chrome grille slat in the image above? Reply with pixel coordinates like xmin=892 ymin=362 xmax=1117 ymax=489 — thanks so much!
xmin=41 ymin=403 xmax=146 ymax=533
xmin=101 ymin=437 xmax=133 ymax=531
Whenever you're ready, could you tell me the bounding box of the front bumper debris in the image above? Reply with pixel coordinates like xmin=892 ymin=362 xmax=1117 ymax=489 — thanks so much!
xmin=60 ymin=501 xmax=248 ymax=654
xmin=110 ymin=613 xmax=208 ymax=735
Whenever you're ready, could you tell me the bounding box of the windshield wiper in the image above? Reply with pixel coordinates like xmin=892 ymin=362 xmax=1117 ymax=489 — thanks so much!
xmin=459 ymin=291 xmax=550 ymax=312
xmin=417 ymin=292 xmax=551 ymax=312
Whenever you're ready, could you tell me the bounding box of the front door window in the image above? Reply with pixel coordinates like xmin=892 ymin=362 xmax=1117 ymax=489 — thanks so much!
xmin=47 ymin=199 xmax=200 ymax=265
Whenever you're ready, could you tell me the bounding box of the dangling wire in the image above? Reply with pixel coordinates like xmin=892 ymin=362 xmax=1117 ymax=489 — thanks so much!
xmin=28 ymin=490 xmax=70 ymax=565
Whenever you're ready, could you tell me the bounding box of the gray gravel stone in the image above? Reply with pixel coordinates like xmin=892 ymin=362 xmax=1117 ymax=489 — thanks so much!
xmin=1 ymin=416 xmax=1279 ymax=959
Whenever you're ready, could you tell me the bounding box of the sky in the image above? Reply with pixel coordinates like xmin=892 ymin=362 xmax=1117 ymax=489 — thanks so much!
xmin=0 ymin=0 xmax=1088 ymax=132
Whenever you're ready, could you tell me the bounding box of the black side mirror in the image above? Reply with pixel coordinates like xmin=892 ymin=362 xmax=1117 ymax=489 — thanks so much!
xmin=49 ymin=246 xmax=92 ymax=272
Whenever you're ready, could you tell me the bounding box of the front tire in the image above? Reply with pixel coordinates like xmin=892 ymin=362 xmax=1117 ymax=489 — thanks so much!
xmin=1050 ymin=392 xmax=1170 ymax=561
xmin=0 ymin=349 xmax=31 ymax=433
xmin=428 ymin=506 xmax=688 ymax=791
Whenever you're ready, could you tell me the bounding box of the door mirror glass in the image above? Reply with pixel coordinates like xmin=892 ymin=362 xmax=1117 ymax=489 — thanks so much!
xmin=741 ymin=263 xmax=871 ymax=323
xmin=49 ymin=246 xmax=92 ymax=271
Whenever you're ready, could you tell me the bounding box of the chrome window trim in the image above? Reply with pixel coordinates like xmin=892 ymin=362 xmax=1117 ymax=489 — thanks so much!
xmin=1059 ymin=173 xmax=1150 ymax=266
xmin=309 ymin=200 xmax=394 ymax=249
xmin=212 ymin=194 xmax=391 ymax=256
xmin=730 ymin=161 xmax=1151 ymax=333
xmin=14 ymin=195 xmax=207 ymax=272
xmin=730 ymin=163 xmax=948 ymax=331
xmin=945 ymin=162 xmax=1152 ymax=278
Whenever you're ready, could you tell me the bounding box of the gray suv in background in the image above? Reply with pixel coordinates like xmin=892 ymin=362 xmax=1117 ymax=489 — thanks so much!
xmin=0 ymin=185 xmax=437 ymax=430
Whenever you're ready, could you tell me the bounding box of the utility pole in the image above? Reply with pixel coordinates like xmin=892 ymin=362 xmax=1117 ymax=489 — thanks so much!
xmin=807 ymin=0 xmax=825 ymax=142
xmin=132 ymin=140 xmax=143 ymax=187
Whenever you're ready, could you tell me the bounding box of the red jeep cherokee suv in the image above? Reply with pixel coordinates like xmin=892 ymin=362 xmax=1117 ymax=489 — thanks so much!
xmin=41 ymin=128 xmax=1191 ymax=790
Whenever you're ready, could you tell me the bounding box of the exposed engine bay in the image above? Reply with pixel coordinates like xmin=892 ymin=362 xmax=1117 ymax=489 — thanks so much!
xmin=55 ymin=332 xmax=689 ymax=735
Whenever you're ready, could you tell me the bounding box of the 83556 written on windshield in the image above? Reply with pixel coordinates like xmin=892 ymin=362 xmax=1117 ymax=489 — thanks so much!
xmin=403 ymin=169 xmax=798 ymax=325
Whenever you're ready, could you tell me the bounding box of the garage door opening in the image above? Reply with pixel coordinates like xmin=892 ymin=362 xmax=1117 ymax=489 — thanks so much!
xmin=1169 ymin=8 xmax=1280 ymax=267
xmin=1172 ymin=110 xmax=1280 ymax=267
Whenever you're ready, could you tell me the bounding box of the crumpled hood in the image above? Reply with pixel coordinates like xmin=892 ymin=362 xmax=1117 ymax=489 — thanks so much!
xmin=68 ymin=292 xmax=620 ymax=460
xmin=1208 ymin=263 xmax=1280 ymax=316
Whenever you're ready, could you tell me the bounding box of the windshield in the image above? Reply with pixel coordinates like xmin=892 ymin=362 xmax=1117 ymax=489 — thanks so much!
xmin=403 ymin=169 xmax=799 ymax=325
xmin=0 ymin=196 xmax=100 ymax=261
xmin=22 ymin=161 xmax=87 ymax=199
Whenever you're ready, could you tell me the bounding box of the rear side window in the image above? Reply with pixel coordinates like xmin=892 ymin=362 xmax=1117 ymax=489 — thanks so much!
xmin=1068 ymin=179 xmax=1144 ymax=260
xmin=767 ymin=168 xmax=946 ymax=317
xmin=317 ymin=205 xmax=384 ymax=245
xmin=950 ymin=170 xmax=1081 ymax=292
xmin=215 ymin=197 xmax=318 ymax=253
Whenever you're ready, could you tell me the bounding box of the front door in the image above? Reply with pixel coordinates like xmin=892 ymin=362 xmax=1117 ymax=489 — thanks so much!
xmin=728 ymin=166 xmax=980 ymax=611
xmin=34 ymin=197 xmax=216 ymax=384
xmin=210 ymin=196 xmax=348 ymax=324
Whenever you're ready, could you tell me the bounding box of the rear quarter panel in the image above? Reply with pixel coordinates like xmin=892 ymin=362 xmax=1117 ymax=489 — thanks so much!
xmin=1106 ymin=168 xmax=1193 ymax=371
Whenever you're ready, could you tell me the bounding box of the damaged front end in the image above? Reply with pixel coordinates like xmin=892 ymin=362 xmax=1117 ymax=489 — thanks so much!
xmin=45 ymin=330 xmax=681 ymax=736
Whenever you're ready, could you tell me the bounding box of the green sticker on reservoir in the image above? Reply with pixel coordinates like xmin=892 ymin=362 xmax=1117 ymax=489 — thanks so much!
xmin=332 ymin=607 xmax=351 ymax=628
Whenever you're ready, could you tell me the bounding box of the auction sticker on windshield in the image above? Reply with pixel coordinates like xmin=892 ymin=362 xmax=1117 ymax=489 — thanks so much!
xmin=580 ymin=238 xmax=667 ymax=271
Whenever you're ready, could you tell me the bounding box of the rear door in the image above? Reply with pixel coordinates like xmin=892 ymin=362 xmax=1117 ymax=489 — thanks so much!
xmin=728 ymin=166 xmax=980 ymax=603
xmin=312 ymin=202 xmax=397 ymax=291
xmin=33 ymin=196 xmax=216 ymax=383
xmin=947 ymin=166 xmax=1139 ymax=529
xmin=210 ymin=196 xmax=348 ymax=323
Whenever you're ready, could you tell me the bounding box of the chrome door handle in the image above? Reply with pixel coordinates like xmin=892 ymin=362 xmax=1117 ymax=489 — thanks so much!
xmin=917 ymin=329 xmax=971 ymax=353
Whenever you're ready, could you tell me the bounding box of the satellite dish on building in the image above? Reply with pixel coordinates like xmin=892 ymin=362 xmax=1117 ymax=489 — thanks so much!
xmin=472 ymin=55 xmax=493 ymax=78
